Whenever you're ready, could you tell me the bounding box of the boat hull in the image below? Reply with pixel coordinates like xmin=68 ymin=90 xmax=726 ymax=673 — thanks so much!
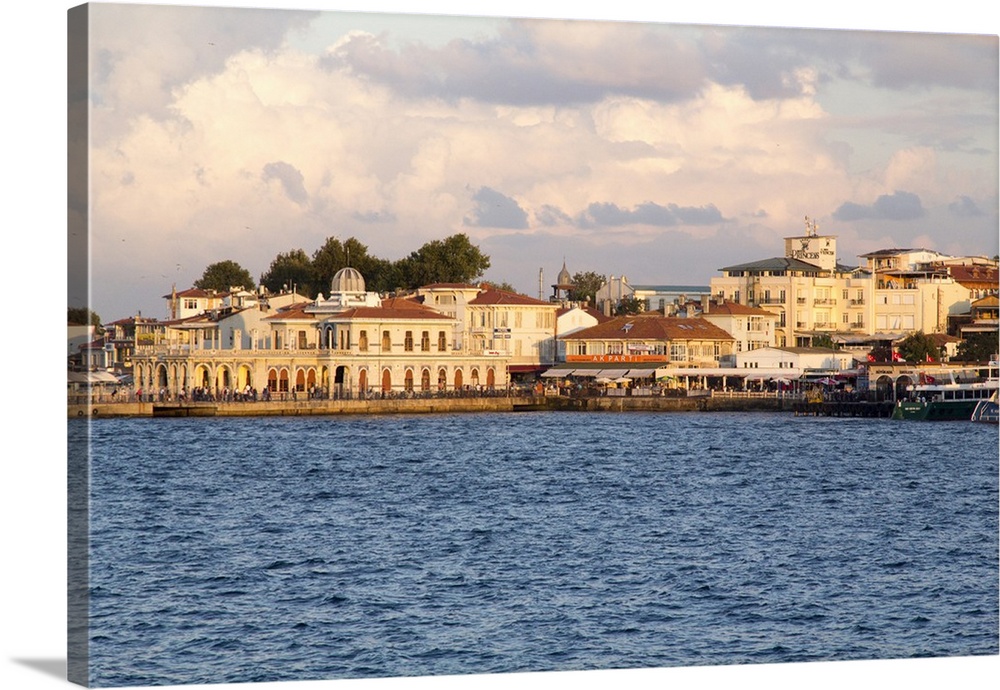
xmin=970 ymin=399 xmax=999 ymax=424
xmin=891 ymin=399 xmax=981 ymax=421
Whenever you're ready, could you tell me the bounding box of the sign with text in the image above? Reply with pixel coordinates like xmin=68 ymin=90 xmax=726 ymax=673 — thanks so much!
xmin=566 ymin=354 xmax=669 ymax=363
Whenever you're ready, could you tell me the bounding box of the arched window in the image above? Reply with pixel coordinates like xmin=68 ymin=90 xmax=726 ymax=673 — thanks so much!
xmin=404 ymin=369 xmax=414 ymax=392
xmin=454 ymin=369 xmax=463 ymax=389
xmin=471 ymin=368 xmax=480 ymax=388
xmin=381 ymin=368 xmax=392 ymax=393
xmin=438 ymin=368 xmax=447 ymax=391
xmin=358 ymin=369 xmax=368 ymax=394
xmin=421 ymin=368 xmax=431 ymax=391
xmin=486 ymin=368 xmax=496 ymax=388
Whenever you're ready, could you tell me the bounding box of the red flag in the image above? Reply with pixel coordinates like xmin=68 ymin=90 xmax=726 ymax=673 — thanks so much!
xmin=867 ymin=353 xmax=876 ymax=362
xmin=891 ymin=351 xmax=902 ymax=362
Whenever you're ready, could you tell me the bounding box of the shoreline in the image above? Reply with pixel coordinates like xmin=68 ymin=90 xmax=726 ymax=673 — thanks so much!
xmin=68 ymin=394 xmax=800 ymax=418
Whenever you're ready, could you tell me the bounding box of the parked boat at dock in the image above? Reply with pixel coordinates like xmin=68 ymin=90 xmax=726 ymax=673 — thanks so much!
xmin=892 ymin=366 xmax=999 ymax=421
xmin=970 ymin=391 xmax=999 ymax=424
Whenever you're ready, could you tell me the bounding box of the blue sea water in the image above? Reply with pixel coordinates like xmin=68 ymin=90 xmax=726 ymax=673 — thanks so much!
xmin=77 ymin=412 xmax=999 ymax=687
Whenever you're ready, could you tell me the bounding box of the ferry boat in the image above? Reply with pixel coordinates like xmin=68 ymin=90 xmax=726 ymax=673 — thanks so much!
xmin=970 ymin=392 xmax=999 ymax=424
xmin=891 ymin=366 xmax=999 ymax=421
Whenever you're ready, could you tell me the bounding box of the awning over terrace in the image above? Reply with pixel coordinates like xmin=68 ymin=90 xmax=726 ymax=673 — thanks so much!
xmin=541 ymin=365 xmax=668 ymax=379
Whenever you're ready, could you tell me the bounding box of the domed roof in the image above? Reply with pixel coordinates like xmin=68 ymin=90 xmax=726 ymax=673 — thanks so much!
xmin=556 ymin=260 xmax=572 ymax=287
xmin=331 ymin=266 xmax=366 ymax=293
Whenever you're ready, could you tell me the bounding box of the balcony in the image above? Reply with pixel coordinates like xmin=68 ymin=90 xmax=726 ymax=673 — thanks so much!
xmin=850 ymin=298 xmax=866 ymax=306
xmin=813 ymin=298 xmax=837 ymax=306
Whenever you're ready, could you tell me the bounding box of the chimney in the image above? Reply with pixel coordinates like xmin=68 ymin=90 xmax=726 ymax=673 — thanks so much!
xmin=701 ymin=294 xmax=710 ymax=314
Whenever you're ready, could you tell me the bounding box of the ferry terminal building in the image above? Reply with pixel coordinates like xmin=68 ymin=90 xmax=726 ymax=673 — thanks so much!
xmin=131 ymin=268 xmax=514 ymax=399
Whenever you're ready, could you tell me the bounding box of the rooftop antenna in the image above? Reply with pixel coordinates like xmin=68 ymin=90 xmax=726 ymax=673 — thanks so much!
xmin=804 ymin=215 xmax=819 ymax=237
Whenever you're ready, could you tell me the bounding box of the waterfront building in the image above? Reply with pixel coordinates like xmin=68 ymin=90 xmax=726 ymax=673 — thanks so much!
xmin=465 ymin=286 xmax=559 ymax=378
xmin=710 ymin=219 xmax=862 ymax=348
xmin=697 ymin=300 xmax=778 ymax=362
xmin=944 ymin=261 xmax=999 ymax=300
xmin=857 ymin=248 xmax=976 ymax=336
xmin=416 ymin=282 xmax=560 ymax=380
xmin=165 ymin=287 xmax=226 ymax=320
xmin=710 ymin=218 xmax=993 ymax=348
xmin=68 ymin=322 xmax=96 ymax=359
xmin=554 ymin=306 xmax=607 ymax=361
xmin=735 ymin=346 xmax=857 ymax=373
xmin=100 ymin=314 xmax=166 ymax=373
xmin=955 ymin=295 xmax=1000 ymax=340
xmin=131 ymin=268 xmax=508 ymax=399
xmin=559 ymin=313 xmax=735 ymax=369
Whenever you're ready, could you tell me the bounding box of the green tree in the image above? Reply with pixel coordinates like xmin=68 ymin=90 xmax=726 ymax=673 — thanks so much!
xmin=481 ymin=280 xmax=517 ymax=292
xmin=195 ymin=260 xmax=256 ymax=292
xmin=615 ymin=295 xmax=645 ymax=316
xmin=311 ymin=236 xmax=374 ymax=291
xmin=956 ymin=332 xmax=1000 ymax=363
xmin=567 ymin=271 xmax=606 ymax=304
xmin=364 ymin=257 xmax=407 ymax=295
xmin=398 ymin=233 xmax=491 ymax=288
xmin=868 ymin=345 xmax=893 ymax=363
xmin=68 ymin=307 xmax=102 ymax=331
xmin=896 ymin=331 xmax=941 ymax=363
xmin=259 ymin=249 xmax=317 ymax=297
xmin=811 ymin=334 xmax=838 ymax=349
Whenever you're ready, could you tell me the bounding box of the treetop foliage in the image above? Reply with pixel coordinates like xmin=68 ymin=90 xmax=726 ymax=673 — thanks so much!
xmin=194 ymin=260 xmax=256 ymax=292
xmin=567 ymin=271 xmax=606 ymax=304
xmin=249 ymin=233 xmax=491 ymax=299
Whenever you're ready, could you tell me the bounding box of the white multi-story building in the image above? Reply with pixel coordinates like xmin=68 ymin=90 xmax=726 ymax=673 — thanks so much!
xmin=698 ymin=300 xmax=778 ymax=361
xmin=416 ymin=283 xmax=560 ymax=378
xmin=711 ymin=218 xmax=989 ymax=347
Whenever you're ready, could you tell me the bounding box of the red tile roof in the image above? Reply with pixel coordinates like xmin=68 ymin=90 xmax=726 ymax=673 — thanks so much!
xmin=162 ymin=287 xmax=218 ymax=299
xmin=561 ymin=315 xmax=734 ymax=341
xmin=703 ymin=301 xmax=776 ymax=316
xmin=469 ymin=287 xmax=553 ymax=306
xmin=326 ymin=297 xmax=455 ymax=321
xmin=949 ymin=264 xmax=999 ymax=286
xmin=264 ymin=304 xmax=317 ymax=321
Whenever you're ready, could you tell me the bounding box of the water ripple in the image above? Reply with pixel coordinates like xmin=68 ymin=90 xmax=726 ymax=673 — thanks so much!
xmin=84 ymin=412 xmax=999 ymax=686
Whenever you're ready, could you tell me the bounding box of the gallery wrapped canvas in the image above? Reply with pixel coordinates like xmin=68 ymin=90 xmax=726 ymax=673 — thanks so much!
xmin=64 ymin=2 xmax=998 ymax=689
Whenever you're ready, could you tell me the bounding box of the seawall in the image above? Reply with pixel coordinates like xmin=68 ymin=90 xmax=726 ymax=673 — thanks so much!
xmin=68 ymin=395 xmax=787 ymax=418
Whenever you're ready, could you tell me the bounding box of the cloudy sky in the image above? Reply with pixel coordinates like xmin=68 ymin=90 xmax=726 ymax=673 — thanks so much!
xmin=72 ymin=1 xmax=998 ymax=321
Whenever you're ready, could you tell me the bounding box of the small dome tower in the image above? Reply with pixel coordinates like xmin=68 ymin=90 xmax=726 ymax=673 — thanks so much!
xmin=331 ymin=266 xmax=366 ymax=294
